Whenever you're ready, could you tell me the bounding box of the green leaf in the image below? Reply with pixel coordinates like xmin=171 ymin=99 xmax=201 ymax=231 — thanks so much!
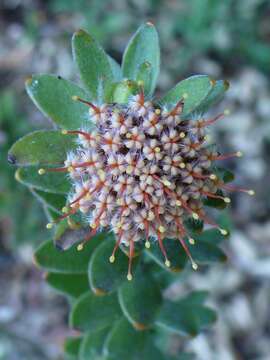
xmin=214 ymin=166 xmax=235 ymax=183
xmin=196 ymin=79 xmax=230 ymax=113
xmin=31 ymin=188 xmax=66 ymax=214
xmin=203 ymin=190 xmax=228 ymax=210
xmin=136 ymin=61 xmax=153 ymax=97
xmin=15 ymin=166 xmax=71 ymax=194
xmin=149 ymin=262 xmax=176 ymax=290
xmin=156 ymin=297 xmax=217 ymax=336
xmin=181 ymin=291 xmax=209 ymax=306
xmin=103 ymin=318 xmax=147 ymax=359
xmin=34 ymin=233 xmax=107 ymax=273
xmin=118 ymin=266 xmax=162 ymax=329
xmin=145 ymin=238 xmax=187 ymax=272
xmin=107 ymin=56 xmax=122 ymax=81
xmin=122 ymin=23 xmax=160 ymax=96
xmin=217 ymin=210 xmax=233 ymax=234
xmin=46 ymin=272 xmax=89 ymax=298
xmin=146 ymin=237 xmax=226 ymax=272
xmin=88 ymin=237 xmax=139 ymax=295
xmin=72 ymin=29 xmax=113 ymax=100
xmin=189 ymin=241 xmax=227 ymax=264
xmin=159 ymin=75 xmax=214 ymax=116
xmin=25 ymin=75 xmax=90 ymax=130
xmin=64 ymin=336 xmax=83 ymax=359
xmin=44 ymin=207 xmax=60 ymax=223
xmin=140 ymin=342 xmax=167 ymax=360
xmin=185 ymin=217 xmax=204 ymax=234
xmin=79 ymin=327 xmax=110 ymax=360
xmin=104 ymin=318 xmax=166 ymax=360
xmin=70 ymin=292 xmax=122 ymax=332
xmin=110 ymin=80 xmax=139 ymax=104
xmin=193 ymin=229 xmax=225 ymax=245
xmin=8 ymin=130 xmax=75 ymax=166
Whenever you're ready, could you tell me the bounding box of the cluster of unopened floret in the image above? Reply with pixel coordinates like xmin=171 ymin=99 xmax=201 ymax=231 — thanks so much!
xmin=40 ymin=88 xmax=254 ymax=280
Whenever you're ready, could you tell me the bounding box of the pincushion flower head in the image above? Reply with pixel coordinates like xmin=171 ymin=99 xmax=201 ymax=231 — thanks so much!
xmin=9 ymin=23 xmax=254 ymax=281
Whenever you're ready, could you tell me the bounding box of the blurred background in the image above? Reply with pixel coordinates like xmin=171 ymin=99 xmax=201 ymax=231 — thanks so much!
xmin=0 ymin=0 xmax=270 ymax=359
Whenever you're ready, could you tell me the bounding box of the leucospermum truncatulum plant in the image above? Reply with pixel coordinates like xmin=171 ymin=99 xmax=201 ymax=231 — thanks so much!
xmin=8 ymin=23 xmax=255 ymax=359
xmin=41 ymin=93 xmax=245 ymax=279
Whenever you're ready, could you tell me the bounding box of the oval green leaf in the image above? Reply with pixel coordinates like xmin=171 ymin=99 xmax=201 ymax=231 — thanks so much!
xmin=136 ymin=61 xmax=153 ymax=97
xmin=110 ymin=79 xmax=139 ymax=104
xmin=31 ymin=188 xmax=66 ymax=214
xmin=181 ymin=290 xmax=209 ymax=306
xmin=103 ymin=318 xmax=147 ymax=359
xmin=72 ymin=29 xmax=113 ymax=100
xmin=70 ymin=292 xmax=122 ymax=332
xmin=155 ymin=298 xmax=217 ymax=336
xmin=214 ymin=166 xmax=235 ymax=183
xmin=190 ymin=241 xmax=227 ymax=264
xmin=79 ymin=327 xmax=110 ymax=360
xmin=159 ymin=75 xmax=214 ymax=116
xmin=34 ymin=233 xmax=106 ymax=273
xmin=25 ymin=75 xmax=90 ymax=129
xmin=104 ymin=318 xmax=166 ymax=359
xmin=64 ymin=336 xmax=83 ymax=359
xmin=15 ymin=166 xmax=71 ymax=194
xmin=8 ymin=130 xmax=75 ymax=166
xmin=107 ymin=56 xmax=122 ymax=81
xmin=203 ymin=190 xmax=228 ymax=210
xmin=196 ymin=79 xmax=230 ymax=113
xmin=193 ymin=229 xmax=225 ymax=245
xmin=88 ymin=237 xmax=139 ymax=295
xmin=46 ymin=272 xmax=89 ymax=298
xmin=145 ymin=238 xmax=188 ymax=272
xmin=122 ymin=23 xmax=160 ymax=96
xmin=118 ymin=267 xmax=162 ymax=329
xmin=44 ymin=207 xmax=60 ymax=223
xmin=146 ymin=236 xmax=226 ymax=272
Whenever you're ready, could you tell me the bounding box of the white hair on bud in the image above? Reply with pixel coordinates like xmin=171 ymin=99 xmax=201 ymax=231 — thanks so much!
xmin=59 ymin=95 xmax=240 ymax=268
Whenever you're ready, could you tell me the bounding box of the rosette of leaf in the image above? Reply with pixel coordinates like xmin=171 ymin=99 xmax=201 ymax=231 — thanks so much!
xmin=8 ymin=23 xmax=254 ymax=359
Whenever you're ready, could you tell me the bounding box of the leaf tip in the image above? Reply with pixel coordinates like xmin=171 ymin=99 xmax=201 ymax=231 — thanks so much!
xmin=32 ymin=254 xmax=40 ymax=268
xmin=74 ymin=28 xmax=87 ymax=37
xmin=73 ymin=28 xmax=92 ymax=43
xmin=92 ymin=287 xmax=108 ymax=296
xmin=132 ymin=322 xmax=149 ymax=331
xmin=209 ymin=78 xmax=216 ymax=87
xmin=25 ymin=76 xmax=33 ymax=87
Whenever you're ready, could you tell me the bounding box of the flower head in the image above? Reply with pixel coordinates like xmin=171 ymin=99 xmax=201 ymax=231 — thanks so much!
xmin=40 ymin=88 xmax=254 ymax=280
